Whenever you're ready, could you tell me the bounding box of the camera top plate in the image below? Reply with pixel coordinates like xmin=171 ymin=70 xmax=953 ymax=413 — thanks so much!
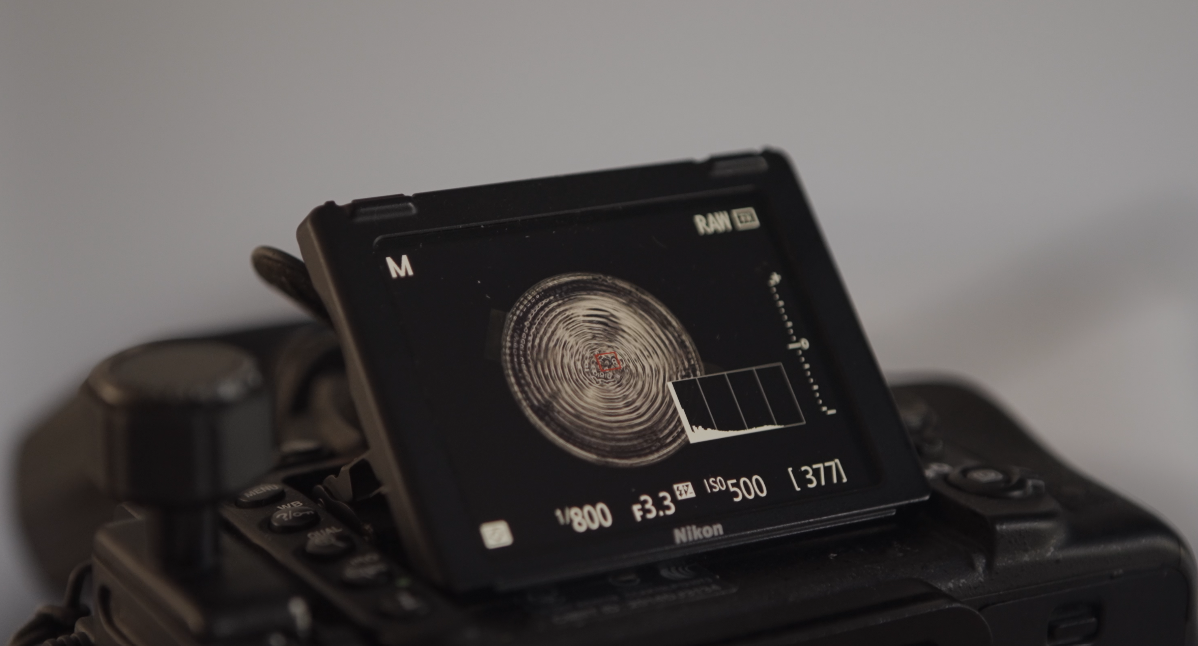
xmin=297 ymin=150 xmax=928 ymax=592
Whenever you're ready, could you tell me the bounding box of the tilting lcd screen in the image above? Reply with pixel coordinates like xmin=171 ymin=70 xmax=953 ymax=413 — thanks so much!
xmin=376 ymin=197 xmax=878 ymax=559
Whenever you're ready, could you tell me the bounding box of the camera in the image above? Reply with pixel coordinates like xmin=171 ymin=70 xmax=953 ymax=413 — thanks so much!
xmin=12 ymin=151 xmax=1195 ymax=645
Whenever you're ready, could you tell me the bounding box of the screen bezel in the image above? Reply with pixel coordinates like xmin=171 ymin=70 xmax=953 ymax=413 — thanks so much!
xmin=298 ymin=150 xmax=929 ymax=591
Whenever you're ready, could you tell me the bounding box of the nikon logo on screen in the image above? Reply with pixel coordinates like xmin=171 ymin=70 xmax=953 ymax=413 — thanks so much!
xmin=673 ymin=522 xmax=725 ymax=544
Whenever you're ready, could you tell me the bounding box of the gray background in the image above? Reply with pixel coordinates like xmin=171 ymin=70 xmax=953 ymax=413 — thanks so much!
xmin=1 ymin=1 xmax=1196 ymax=630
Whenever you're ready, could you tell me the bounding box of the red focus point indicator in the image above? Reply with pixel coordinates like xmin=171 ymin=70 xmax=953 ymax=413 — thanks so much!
xmin=595 ymin=351 xmax=622 ymax=372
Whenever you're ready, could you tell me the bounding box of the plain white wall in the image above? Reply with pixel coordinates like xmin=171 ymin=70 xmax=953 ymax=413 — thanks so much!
xmin=1 ymin=1 xmax=1196 ymax=631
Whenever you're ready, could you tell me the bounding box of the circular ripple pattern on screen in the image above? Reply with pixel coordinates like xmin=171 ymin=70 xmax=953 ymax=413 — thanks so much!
xmin=502 ymin=273 xmax=702 ymax=467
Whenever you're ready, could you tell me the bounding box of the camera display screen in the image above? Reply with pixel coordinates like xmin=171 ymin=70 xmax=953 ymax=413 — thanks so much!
xmin=376 ymin=196 xmax=880 ymax=561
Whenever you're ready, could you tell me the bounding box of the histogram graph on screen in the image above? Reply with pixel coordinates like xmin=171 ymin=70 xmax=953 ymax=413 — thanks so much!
xmin=668 ymin=363 xmax=805 ymax=444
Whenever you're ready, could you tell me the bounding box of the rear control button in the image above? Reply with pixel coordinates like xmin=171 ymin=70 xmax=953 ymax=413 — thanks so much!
xmin=948 ymin=465 xmax=1045 ymax=500
xmin=341 ymin=553 xmax=391 ymax=587
xmin=305 ymin=530 xmax=354 ymax=559
xmin=895 ymin=392 xmax=937 ymax=434
xmin=236 ymin=483 xmax=285 ymax=508
xmin=916 ymin=436 xmax=945 ymax=459
xmin=966 ymin=467 xmax=1007 ymax=486
xmin=378 ymin=589 xmax=431 ymax=620
xmin=270 ymin=506 xmax=320 ymax=532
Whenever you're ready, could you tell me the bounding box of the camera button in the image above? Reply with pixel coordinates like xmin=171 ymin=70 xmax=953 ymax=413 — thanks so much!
xmin=916 ymin=436 xmax=945 ymax=459
xmin=304 ymin=530 xmax=354 ymax=559
xmin=966 ymin=467 xmax=1007 ymax=486
xmin=948 ymin=465 xmax=1013 ymax=495
xmin=236 ymin=483 xmax=285 ymax=508
xmin=341 ymin=553 xmax=391 ymax=587
xmin=948 ymin=465 xmax=1045 ymax=500
xmin=924 ymin=462 xmax=954 ymax=479
xmin=377 ymin=589 xmax=431 ymax=620
xmin=269 ymin=505 xmax=320 ymax=532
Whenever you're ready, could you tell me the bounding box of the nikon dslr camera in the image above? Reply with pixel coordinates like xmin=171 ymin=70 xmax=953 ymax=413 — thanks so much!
xmin=13 ymin=151 xmax=1195 ymax=645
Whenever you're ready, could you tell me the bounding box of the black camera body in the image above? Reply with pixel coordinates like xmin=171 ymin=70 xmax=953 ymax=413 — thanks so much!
xmin=13 ymin=152 xmax=1196 ymax=645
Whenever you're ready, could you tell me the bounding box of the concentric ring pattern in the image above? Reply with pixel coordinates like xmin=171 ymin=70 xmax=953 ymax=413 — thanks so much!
xmin=502 ymin=273 xmax=703 ymax=467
